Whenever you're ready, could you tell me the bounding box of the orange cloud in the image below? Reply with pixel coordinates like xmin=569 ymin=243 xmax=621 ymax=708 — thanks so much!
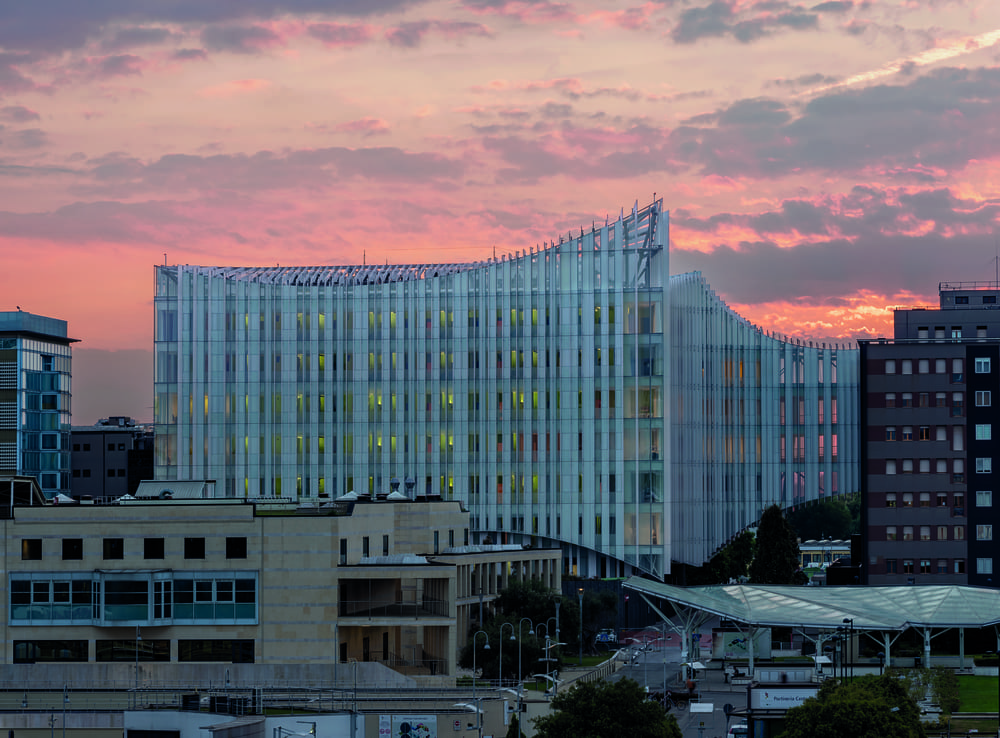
xmin=198 ymin=79 xmax=271 ymax=99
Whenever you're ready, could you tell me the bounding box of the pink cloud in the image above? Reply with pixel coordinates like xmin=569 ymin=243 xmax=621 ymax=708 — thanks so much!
xmin=198 ymin=78 xmax=271 ymax=99
xmin=307 ymin=22 xmax=376 ymax=48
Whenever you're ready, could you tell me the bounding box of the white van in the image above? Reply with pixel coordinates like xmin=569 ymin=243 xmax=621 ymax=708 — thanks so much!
xmin=727 ymin=724 xmax=748 ymax=738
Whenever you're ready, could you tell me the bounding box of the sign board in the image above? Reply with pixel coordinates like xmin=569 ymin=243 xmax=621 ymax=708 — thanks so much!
xmin=690 ymin=702 xmax=714 ymax=713
xmin=378 ymin=715 xmax=438 ymax=738
xmin=749 ymin=687 xmax=819 ymax=710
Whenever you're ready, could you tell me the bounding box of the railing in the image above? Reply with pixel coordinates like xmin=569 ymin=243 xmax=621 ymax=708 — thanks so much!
xmin=338 ymin=597 xmax=450 ymax=619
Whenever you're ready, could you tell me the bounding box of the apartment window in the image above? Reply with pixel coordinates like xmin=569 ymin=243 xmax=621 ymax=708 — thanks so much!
xmin=919 ymin=459 xmax=930 ymax=474
xmin=21 ymin=539 xmax=41 ymax=561
xmin=362 ymin=537 xmax=370 ymax=557
xmin=954 ymin=459 xmax=965 ymax=482
xmin=886 ymin=493 xmax=897 ymax=508
xmin=985 ymin=297 xmax=997 ymax=305
xmin=977 ymin=457 xmax=993 ymax=474
xmin=918 ymin=359 xmax=929 ymax=374
xmin=977 ymin=525 xmax=993 ymax=541
xmin=103 ymin=538 xmax=124 ymax=560
xmin=920 ymin=559 xmax=931 ymax=574
xmin=977 ymin=558 xmax=993 ymax=575
xmin=382 ymin=535 xmax=390 ymax=556
xmin=937 ymin=525 xmax=948 ymax=540
xmin=937 ymin=492 xmax=948 ymax=507
xmin=903 ymin=526 xmax=914 ymax=541
xmin=144 ymin=538 xmax=165 ymax=559
xmin=226 ymin=537 xmax=247 ymax=560
xmin=902 ymin=492 xmax=913 ymax=507
xmin=952 ymin=327 xmax=963 ymax=339
xmin=902 ymin=459 xmax=913 ymax=474
xmin=919 ymin=426 xmax=930 ymax=441
xmin=936 ymin=392 xmax=946 ymax=407
xmin=953 ymin=358 xmax=964 ymax=381
xmin=902 ymin=393 xmax=913 ymax=407
xmin=919 ymin=392 xmax=929 ymax=407
xmin=976 ymin=391 xmax=991 ymax=407
xmin=978 ymin=490 xmax=993 ymax=507
xmin=976 ymin=357 xmax=991 ymax=373
xmin=903 ymin=560 xmax=914 ymax=574
xmin=920 ymin=526 xmax=930 ymax=541
xmin=886 ymin=526 xmax=897 ymax=541
xmin=885 ymin=359 xmax=896 ymax=374
xmin=434 ymin=530 xmax=440 ymax=554
xmin=885 ymin=427 xmax=897 ymax=441
xmin=955 ymin=559 xmax=966 ymax=574
xmin=901 ymin=359 xmax=913 ymax=374
xmin=919 ymin=492 xmax=930 ymax=506
xmin=885 ymin=559 xmax=897 ymax=574
xmin=184 ymin=537 xmax=205 ymax=559
xmin=956 ymin=296 xmax=969 ymax=305
xmin=955 ymin=526 xmax=966 ymax=540
xmin=902 ymin=426 xmax=913 ymax=441
xmin=936 ymin=359 xmax=947 ymax=373
xmin=339 ymin=539 xmax=347 ymax=565
xmin=62 ymin=539 xmax=82 ymax=561
xmin=977 ymin=424 xmax=992 ymax=441
xmin=937 ymin=459 xmax=947 ymax=474
xmin=885 ymin=460 xmax=897 ymax=475
xmin=886 ymin=393 xmax=896 ymax=408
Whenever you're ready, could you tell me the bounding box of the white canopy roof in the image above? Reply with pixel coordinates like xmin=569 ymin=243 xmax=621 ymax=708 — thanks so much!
xmin=623 ymin=577 xmax=1000 ymax=630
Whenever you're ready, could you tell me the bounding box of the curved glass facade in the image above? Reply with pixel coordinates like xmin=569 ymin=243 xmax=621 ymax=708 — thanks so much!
xmin=153 ymin=201 xmax=857 ymax=578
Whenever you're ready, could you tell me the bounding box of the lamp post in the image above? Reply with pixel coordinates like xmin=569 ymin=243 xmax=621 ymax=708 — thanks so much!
xmin=62 ymin=685 xmax=68 ymax=738
xmin=554 ymin=599 xmax=561 ymax=643
xmin=577 ymin=588 xmax=584 ymax=666
xmin=517 ymin=618 xmax=534 ymax=715
xmin=134 ymin=625 xmax=141 ymax=709
xmin=842 ymin=618 xmax=854 ymax=683
xmin=472 ymin=630 xmax=490 ymax=738
xmin=499 ymin=622 xmax=515 ymax=688
xmin=878 ymin=651 xmax=885 ymax=676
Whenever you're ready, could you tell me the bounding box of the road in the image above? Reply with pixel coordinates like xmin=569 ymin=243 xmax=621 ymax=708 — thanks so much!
xmin=608 ymin=646 xmax=747 ymax=738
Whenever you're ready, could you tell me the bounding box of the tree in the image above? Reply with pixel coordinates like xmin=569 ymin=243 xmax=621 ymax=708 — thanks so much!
xmin=780 ymin=674 xmax=925 ymax=738
xmin=685 ymin=529 xmax=755 ymax=585
xmin=748 ymin=504 xmax=807 ymax=585
xmin=505 ymin=714 xmax=526 ymax=738
xmin=786 ymin=498 xmax=853 ymax=541
xmin=532 ymin=677 xmax=682 ymax=738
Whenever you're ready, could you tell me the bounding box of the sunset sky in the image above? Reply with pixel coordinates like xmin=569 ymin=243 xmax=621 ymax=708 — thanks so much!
xmin=2 ymin=0 xmax=1000 ymax=423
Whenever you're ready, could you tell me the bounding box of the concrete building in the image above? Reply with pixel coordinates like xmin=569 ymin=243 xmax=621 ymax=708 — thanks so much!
xmin=862 ymin=280 xmax=1000 ymax=585
xmin=0 ymin=493 xmax=559 ymax=684
xmin=152 ymin=200 xmax=858 ymax=580
xmin=71 ymin=416 xmax=154 ymax=501
xmin=0 ymin=310 xmax=76 ymax=499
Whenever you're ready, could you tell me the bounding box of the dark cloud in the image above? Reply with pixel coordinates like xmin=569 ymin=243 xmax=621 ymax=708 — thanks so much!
xmin=811 ymin=1 xmax=854 ymax=11
xmin=459 ymin=0 xmax=574 ymax=22
xmin=767 ymin=72 xmax=839 ymax=88
xmin=539 ymin=102 xmax=573 ymax=118
xmin=0 ymin=1 xmax=425 ymax=55
xmin=171 ymin=48 xmax=209 ymax=61
xmin=94 ymin=54 xmax=145 ymax=77
xmin=671 ymin=1 xmax=820 ymax=44
xmin=2 ymin=128 xmax=49 ymax=149
xmin=385 ymin=20 xmax=492 ymax=48
xmin=0 ymin=53 xmax=45 ymax=94
xmin=201 ymin=25 xmax=283 ymax=54
xmin=669 ymin=185 xmax=1000 ymax=303
xmin=671 ymin=66 xmax=1000 ymax=179
xmin=77 ymin=145 xmax=466 ymax=197
xmin=307 ymin=22 xmax=374 ymax=47
xmin=0 ymin=106 xmax=41 ymax=123
xmin=102 ymin=26 xmax=173 ymax=51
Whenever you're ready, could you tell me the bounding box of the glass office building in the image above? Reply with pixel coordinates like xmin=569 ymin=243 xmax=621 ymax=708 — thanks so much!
xmin=0 ymin=311 xmax=75 ymax=498
xmin=154 ymin=201 xmax=857 ymax=577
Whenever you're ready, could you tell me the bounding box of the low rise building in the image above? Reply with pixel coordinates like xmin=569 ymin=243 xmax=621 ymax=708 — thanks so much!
xmin=0 ymin=493 xmax=560 ymax=685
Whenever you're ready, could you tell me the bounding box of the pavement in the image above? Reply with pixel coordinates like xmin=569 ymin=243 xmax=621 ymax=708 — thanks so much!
xmin=608 ymin=647 xmax=747 ymax=738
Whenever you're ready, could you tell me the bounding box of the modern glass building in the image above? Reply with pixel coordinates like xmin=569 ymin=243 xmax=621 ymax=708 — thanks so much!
xmin=0 ymin=311 xmax=75 ymax=498
xmin=153 ymin=201 xmax=857 ymax=578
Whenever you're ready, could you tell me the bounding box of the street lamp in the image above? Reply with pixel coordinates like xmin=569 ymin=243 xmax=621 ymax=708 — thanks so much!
xmin=499 ymin=622 xmax=516 ymax=688
xmin=517 ymin=618 xmax=534 ymax=716
xmin=577 ymin=588 xmax=584 ymax=666
xmin=472 ymin=630 xmax=490 ymax=738
xmin=842 ymin=618 xmax=854 ymax=683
